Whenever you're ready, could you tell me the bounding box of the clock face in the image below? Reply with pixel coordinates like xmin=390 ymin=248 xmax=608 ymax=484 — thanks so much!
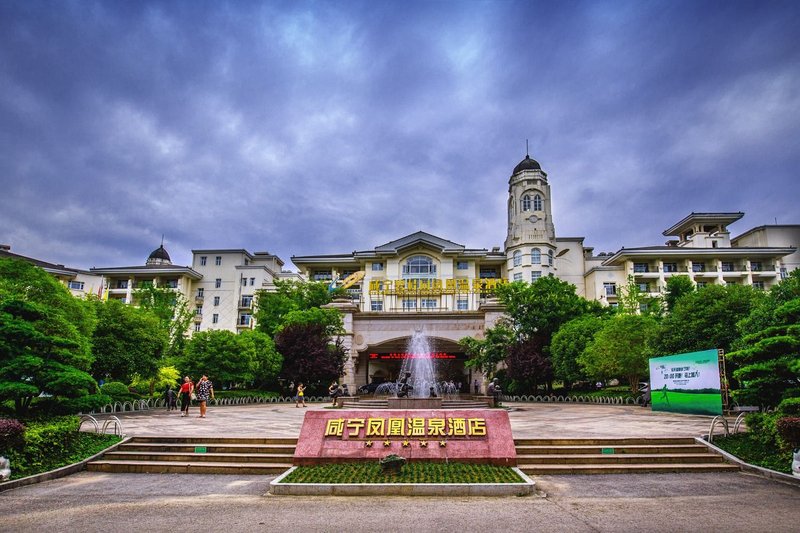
xmin=527 ymin=215 xmax=539 ymax=223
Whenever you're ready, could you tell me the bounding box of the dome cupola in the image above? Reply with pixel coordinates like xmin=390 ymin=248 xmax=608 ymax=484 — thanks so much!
xmin=146 ymin=244 xmax=172 ymax=265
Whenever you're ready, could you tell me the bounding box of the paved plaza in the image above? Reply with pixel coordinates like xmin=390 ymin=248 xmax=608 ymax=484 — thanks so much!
xmin=1 ymin=403 xmax=798 ymax=533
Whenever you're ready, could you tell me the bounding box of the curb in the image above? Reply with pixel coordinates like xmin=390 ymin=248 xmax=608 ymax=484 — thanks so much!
xmin=0 ymin=435 xmax=131 ymax=493
xmin=268 ymin=466 xmax=536 ymax=496
xmin=694 ymin=436 xmax=800 ymax=487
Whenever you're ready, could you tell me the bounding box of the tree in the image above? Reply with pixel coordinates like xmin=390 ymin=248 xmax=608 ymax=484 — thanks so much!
xmin=133 ymin=284 xmax=193 ymax=358
xmin=240 ymin=330 xmax=283 ymax=389
xmin=279 ymin=307 xmax=344 ymax=337
xmin=460 ymin=321 xmax=515 ymax=376
xmin=617 ymin=275 xmax=663 ymax=317
xmin=505 ymin=336 xmax=552 ymax=393
xmin=254 ymin=280 xmax=333 ymax=336
xmin=91 ymin=299 xmax=167 ymax=383
xmin=182 ymin=330 xmax=257 ymax=388
xmin=651 ymin=284 xmax=760 ymax=357
xmin=550 ymin=315 xmax=606 ymax=389
xmin=664 ymin=275 xmax=695 ymax=312
xmin=274 ymin=322 xmax=346 ymax=391
xmin=0 ymin=259 xmax=98 ymax=415
xmin=578 ymin=314 xmax=658 ymax=393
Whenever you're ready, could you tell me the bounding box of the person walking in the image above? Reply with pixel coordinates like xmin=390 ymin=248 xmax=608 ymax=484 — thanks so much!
xmin=295 ymin=383 xmax=306 ymax=407
xmin=166 ymin=387 xmax=177 ymax=411
xmin=195 ymin=375 xmax=215 ymax=418
xmin=178 ymin=376 xmax=194 ymax=417
xmin=328 ymin=381 xmax=340 ymax=406
xmin=473 ymin=379 xmax=480 ymax=395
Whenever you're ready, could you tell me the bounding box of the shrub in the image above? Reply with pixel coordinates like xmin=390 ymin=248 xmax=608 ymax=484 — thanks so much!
xmin=0 ymin=418 xmax=26 ymax=454
xmin=744 ymin=412 xmax=781 ymax=448
xmin=5 ymin=416 xmax=79 ymax=475
xmin=33 ymin=394 xmax=113 ymax=416
xmin=778 ymin=397 xmax=800 ymax=417
xmin=100 ymin=382 xmax=131 ymax=400
xmin=776 ymin=417 xmax=800 ymax=449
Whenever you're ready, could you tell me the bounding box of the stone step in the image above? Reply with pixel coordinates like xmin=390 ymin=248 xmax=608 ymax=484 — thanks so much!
xmin=128 ymin=436 xmax=297 ymax=445
xmin=86 ymin=459 xmax=291 ymax=475
xmin=514 ymin=437 xmax=697 ymax=446
xmin=120 ymin=442 xmax=297 ymax=454
xmin=516 ymin=453 xmax=723 ymax=465
xmin=104 ymin=451 xmax=294 ymax=463
xmin=518 ymin=463 xmax=741 ymax=475
xmin=515 ymin=444 xmax=708 ymax=455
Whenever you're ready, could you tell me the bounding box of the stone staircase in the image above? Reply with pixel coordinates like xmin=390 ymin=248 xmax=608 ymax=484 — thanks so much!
xmin=515 ymin=437 xmax=740 ymax=475
xmin=87 ymin=436 xmax=296 ymax=474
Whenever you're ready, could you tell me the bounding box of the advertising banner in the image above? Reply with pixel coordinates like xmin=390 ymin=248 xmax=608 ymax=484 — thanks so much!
xmin=649 ymin=349 xmax=722 ymax=416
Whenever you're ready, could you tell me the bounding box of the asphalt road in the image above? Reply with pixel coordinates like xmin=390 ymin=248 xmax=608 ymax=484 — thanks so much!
xmin=2 ymin=470 xmax=798 ymax=533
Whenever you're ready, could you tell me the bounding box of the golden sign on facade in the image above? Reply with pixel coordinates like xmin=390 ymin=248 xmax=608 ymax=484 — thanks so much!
xmin=324 ymin=417 xmax=487 ymax=439
xmin=368 ymin=278 xmax=506 ymax=296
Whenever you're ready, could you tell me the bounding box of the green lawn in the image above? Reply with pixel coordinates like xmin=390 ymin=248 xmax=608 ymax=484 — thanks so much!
xmin=281 ymin=462 xmax=524 ymax=484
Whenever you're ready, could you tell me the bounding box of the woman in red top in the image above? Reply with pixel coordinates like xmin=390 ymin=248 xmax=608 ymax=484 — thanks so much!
xmin=179 ymin=376 xmax=194 ymax=417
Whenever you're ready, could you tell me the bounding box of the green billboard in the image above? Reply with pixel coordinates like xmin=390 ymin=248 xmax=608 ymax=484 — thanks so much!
xmin=649 ymin=349 xmax=723 ymax=416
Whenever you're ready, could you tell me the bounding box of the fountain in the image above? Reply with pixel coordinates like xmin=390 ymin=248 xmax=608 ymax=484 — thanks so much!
xmin=386 ymin=329 xmax=444 ymax=409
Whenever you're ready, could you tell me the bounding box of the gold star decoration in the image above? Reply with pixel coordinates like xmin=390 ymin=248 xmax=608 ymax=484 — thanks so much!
xmin=365 ymin=440 xmax=373 ymax=448
xmin=439 ymin=440 xmax=447 ymax=448
xmin=419 ymin=440 xmax=428 ymax=448
xmin=402 ymin=440 xmax=410 ymax=448
xmin=383 ymin=440 xmax=392 ymax=447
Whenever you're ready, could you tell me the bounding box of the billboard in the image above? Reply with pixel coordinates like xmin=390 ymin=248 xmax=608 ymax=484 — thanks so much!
xmin=649 ymin=349 xmax=722 ymax=416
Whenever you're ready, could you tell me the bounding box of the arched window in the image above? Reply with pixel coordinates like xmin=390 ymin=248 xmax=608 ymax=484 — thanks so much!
xmin=402 ymin=255 xmax=437 ymax=279
xmin=533 ymin=194 xmax=543 ymax=211
xmin=513 ymin=250 xmax=522 ymax=267
xmin=521 ymin=195 xmax=531 ymax=212
xmin=548 ymin=249 xmax=554 ymax=266
xmin=531 ymin=248 xmax=541 ymax=264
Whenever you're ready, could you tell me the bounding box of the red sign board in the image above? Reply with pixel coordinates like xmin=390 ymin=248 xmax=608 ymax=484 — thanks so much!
xmin=293 ymin=409 xmax=516 ymax=465
xmin=368 ymin=352 xmax=460 ymax=360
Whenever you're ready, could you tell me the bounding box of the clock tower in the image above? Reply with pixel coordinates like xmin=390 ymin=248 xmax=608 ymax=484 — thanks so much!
xmin=505 ymin=152 xmax=557 ymax=282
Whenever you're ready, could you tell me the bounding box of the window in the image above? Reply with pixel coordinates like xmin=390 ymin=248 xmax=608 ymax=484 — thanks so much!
xmin=513 ymin=272 xmax=523 ymax=281
xmin=711 ymin=241 xmax=718 ymax=248
xmin=68 ymin=281 xmax=84 ymax=290
xmin=313 ymin=270 xmax=332 ymax=281
xmin=531 ymin=248 xmax=541 ymax=264
xmin=165 ymin=279 xmax=178 ymax=288
xmin=633 ymin=263 xmax=649 ymax=273
xmin=533 ymin=194 xmax=542 ymax=211
xmin=457 ymin=298 xmax=468 ymax=310
xmin=752 ymin=281 xmax=765 ymax=290
xmin=212 ymin=313 xmax=219 ymax=324
xmin=692 ymin=263 xmax=705 ymax=272
xmin=609 ymin=302 xmax=619 ymax=308
xmin=116 ymin=280 xmax=128 ymax=289
xmin=200 ymin=256 xmax=207 ymax=266
xmin=521 ymin=194 xmax=531 ymax=212
xmin=639 ymin=303 xmax=649 ymax=312
xmin=370 ymin=301 xmax=383 ymax=311
xmin=603 ymin=282 xmax=616 ymax=296
xmin=213 ymin=296 xmax=220 ymax=306
xmin=548 ymin=250 xmax=554 ymax=266
xmin=638 ymin=283 xmax=649 ymax=292
xmin=531 ymin=271 xmax=542 ymax=282
xmin=479 ymin=267 xmax=498 ymax=279
xmin=250 ymin=278 xmax=255 ymax=286
xmin=194 ymin=324 xmax=201 ymax=332
xmin=663 ymin=262 xmax=678 ymax=273
xmin=241 ymin=277 xmax=247 ymax=286
xmin=241 ymin=295 xmax=253 ymax=308
xmin=215 ymin=278 xmax=222 ymax=288
xmin=197 ymin=288 xmax=204 ymax=297
xmin=721 ymin=262 xmax=734 ymax=272
xmin=195 ymin=306 xmax=202 ymax=316
xmin=402 ymin=299 xmax=416 ymax=310
xmin=696 ymin=281 xmax=707 ymax=289
xmin=402 ymin=256 xmax=436 ymax=278
xmin=239 ymin=314 xmax=252 ymax=326
xmin=372 ymin=262 xmax=384 ymax=271
xmin=750 ymin=261 xmax=763 ymax=272
xmin=781 ymin=267 xmax=788 ymax=280
xmin=215 ymin=256 xmax=222 ymax=266
xmin=456 ymin=261 xmax=468 ymax=270
xmin=513 ymin=250 xmax=522 ymax=267
xmin=420 ymin=299 xmax=437 ymax=309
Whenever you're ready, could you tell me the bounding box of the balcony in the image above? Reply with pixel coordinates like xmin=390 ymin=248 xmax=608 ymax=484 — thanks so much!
xmin=193 ymin=315 xmax=202 ymax=324
xmin=195 ymin=296 xmax=204 ymax=305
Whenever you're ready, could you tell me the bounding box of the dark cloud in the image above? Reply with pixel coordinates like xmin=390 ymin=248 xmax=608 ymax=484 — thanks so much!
xmin=1 ymin=0 xmax=798 ymax=270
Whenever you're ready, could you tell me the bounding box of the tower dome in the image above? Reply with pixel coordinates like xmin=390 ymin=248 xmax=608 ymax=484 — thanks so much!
xmin=146 ymin=244 xmax=172 ymax=265
xmin=512 ymin=154 xmax=541 ymax=174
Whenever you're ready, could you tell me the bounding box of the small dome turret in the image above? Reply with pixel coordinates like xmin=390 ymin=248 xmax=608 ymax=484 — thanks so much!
xmin=146 ymin=244 xmax=172 ymax=265
xmin=512 ymin=154 xmax=541 ymax=174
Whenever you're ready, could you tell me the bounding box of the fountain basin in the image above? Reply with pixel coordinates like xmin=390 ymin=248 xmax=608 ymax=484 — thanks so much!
xmin=387 ymin=398 xmax=442 ymax=409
